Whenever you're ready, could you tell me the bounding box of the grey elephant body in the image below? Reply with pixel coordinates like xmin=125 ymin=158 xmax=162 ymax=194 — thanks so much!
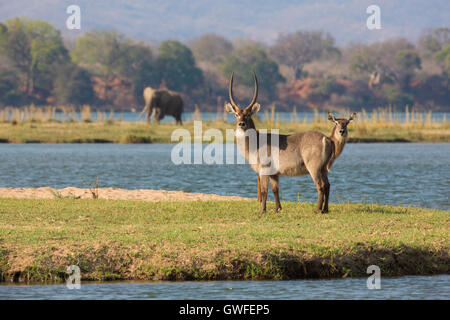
xmin=142 ymin=87 xmax=184 ymax=124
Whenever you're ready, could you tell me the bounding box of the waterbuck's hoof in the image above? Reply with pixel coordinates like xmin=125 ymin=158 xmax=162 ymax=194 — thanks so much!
xmin=275 ymin=206 xmax=282 ymax=213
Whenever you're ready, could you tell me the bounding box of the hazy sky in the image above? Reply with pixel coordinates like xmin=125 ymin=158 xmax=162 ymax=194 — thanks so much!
xmin=0 ymin=0 xmax=449 ymax=45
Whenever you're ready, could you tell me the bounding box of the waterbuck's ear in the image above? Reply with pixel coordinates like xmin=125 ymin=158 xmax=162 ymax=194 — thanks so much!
xmin=224 ymin=102 xmax=236 ymax=114
xmin=327 ymin=112 xmax=337 ymax=123
xmin=348 ymin=112 xmax=357 ymax=122
xmin=249 ymin=102 xmax=261 ymax=115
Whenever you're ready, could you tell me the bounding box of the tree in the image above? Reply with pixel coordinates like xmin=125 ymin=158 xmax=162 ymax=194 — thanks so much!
xmin=189 ymin=34 xmax=233 ymax=64
xmin=383 ymin=85 xmax=413 ymax=107
xmin=395 ymin=50 xmax=421 ymax=71
xmin=155 ymin=40 xmax=203 ymax=92
xmin=221 ymin=45 xmax=284 ymax=100
xmin=0 ymin=68 xmax=22 ymax=106
xmin=349 ymin=39 xmax=420 ymax=88
xmin=270 ymin=31 xmax=339 ymax=79
xmin=0 ymin=24 xmax=22 ymax=105
xmin=0 ymin=18 xmax=69 ymax=102
xmin=72 ymin=30 xmax=132 ymax=103
xmin=121 ymin=43 xmax=157 ymax=103
xmin=0 ymin=19 xmax=31 ymax=94
xmin=394 ymin=49 xmax=421 ymax=88
xmin=53 ymin=64 xmax=95 ymax=105
xmin=435 ymin=45 xmax=450 ymax=76
xmin=418 ymin=28 xmax=450 ymax=58
xmin=26 ymin=20 xmax=70 ymax=98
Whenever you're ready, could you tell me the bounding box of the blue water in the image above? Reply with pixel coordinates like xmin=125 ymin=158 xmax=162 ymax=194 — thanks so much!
xmin=0 ymin=143 xmax=448 ymax=210
xmin=25 ymin=111 xmax=450 ymax=123
xmin=0 ymin=142 xmax=448 ymax=300
xmin=142 ymin=111 xmax=450 ymax=123
xmin=0 ymin=275 xmax=448 ymax=300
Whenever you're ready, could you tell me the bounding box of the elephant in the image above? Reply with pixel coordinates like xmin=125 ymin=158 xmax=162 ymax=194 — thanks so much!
xmin=140 ymin=87 xmax=184 ymax=124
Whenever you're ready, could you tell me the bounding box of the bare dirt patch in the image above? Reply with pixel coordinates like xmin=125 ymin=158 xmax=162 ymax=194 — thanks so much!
xmin=0 ymin=187 xmax=250 ymax=202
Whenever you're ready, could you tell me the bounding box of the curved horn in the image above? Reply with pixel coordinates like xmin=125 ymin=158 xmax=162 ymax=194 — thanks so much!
xmin=245 ymin=71 xmax=258 ymax=110
xmin=228 ymin=72 xmax=240 ymax=111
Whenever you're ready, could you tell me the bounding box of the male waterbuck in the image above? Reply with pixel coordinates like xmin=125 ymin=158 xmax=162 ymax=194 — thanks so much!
xmin=225 ymin=72 xmax=356 ymax=213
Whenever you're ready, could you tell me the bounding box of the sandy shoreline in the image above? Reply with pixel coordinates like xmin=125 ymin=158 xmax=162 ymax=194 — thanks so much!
xmin=0 ymin=187 xmax=250 ymax=202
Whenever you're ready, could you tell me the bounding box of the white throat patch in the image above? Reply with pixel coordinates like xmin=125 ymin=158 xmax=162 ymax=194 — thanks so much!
xmin=235 ymin=128 xmax=246 ymax=138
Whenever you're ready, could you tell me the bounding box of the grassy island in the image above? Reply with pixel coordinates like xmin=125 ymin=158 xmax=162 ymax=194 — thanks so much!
xmin=0 ymin=198 xmax=447 ymax=282
xmin=0 ymin=119 xmax=449 ymax=144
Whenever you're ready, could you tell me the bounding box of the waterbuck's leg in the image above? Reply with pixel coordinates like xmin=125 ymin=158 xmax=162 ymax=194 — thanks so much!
xmin=257 ymin=176 xmax=261 ymax=202
xmin=309 ymin=170 xmax=326 ymax=214
xmin=322 ymin=170 xmax=330 ymax=213
xmin=269 ymin=175 xmax=282 ymax=212
xmin=259 ymin=175 xmax=269 ymax=213
xmin=315 ymin=179 xmax=326 ymax=214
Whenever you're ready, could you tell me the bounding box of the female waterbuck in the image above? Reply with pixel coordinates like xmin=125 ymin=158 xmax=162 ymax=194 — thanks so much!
xmin=225 ymin=72 xmax=356 ymax=213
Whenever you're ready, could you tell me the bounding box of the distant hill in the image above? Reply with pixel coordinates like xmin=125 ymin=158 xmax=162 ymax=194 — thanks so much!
xmin=0 ymin=0 xmax=448 ymax=45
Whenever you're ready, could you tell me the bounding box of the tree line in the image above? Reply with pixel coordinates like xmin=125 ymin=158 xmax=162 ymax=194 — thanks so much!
xmin=0 ymin=17 xmax=449 ymax=111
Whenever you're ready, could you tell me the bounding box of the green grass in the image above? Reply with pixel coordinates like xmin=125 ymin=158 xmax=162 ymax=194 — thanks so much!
xmin=0 ymin=120 xmax=448 ymax=143
xmin=0 ymin=198 xmax=448 ymax=282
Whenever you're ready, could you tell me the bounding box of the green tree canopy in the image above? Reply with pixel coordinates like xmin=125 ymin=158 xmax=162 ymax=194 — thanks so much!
xmin=395 ymin=50 xmax=421 ymax=71
xmin=189 ymin=34 xmax=233 ymax=64
xmin=0 ymin=68 xmax=22 ymax=105
xmin=71 ymin=30 xmax=131 ymax=75
xmin=394 ymin=49 xmax=421 ymax=87
xmin=349 ymin=39 xmax=420 ymax=88
xmin=155 ymin=40 xmax=203 ymax=92
xmin=418 ymin=28 xmax=449 ymax=58
xmin=221 ymin=45 xmax=284 ymax=100
xmin=53 ymin=63 xmax=95 ymax=106
xmin=270 ymin=31 xmax=339 ymax=79
xmin=72 ymin=30 xmax=133 ymax=102
xmin=121 ymin=43 xmax=157 ymax=102
xmin=0 ymin=18 xmax=69 ymax=102
xmin=435 ymin=45 xmax=450 ymax=76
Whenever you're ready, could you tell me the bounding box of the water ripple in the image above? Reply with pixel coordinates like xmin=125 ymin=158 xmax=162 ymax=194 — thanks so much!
xmin=0 ymin=143 xmax=448 ymax=210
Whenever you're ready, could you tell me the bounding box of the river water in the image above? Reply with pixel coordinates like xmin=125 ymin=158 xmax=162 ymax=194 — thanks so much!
xmin=47 ymin=111 xmax=450 ymax=123
xmin=0 ymin=143 xmax=448 ymax=209
xmin=0 ymin=275 xmax=448 ymax=300
xmin=0 ymin=142 xmax=448 ymax=299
